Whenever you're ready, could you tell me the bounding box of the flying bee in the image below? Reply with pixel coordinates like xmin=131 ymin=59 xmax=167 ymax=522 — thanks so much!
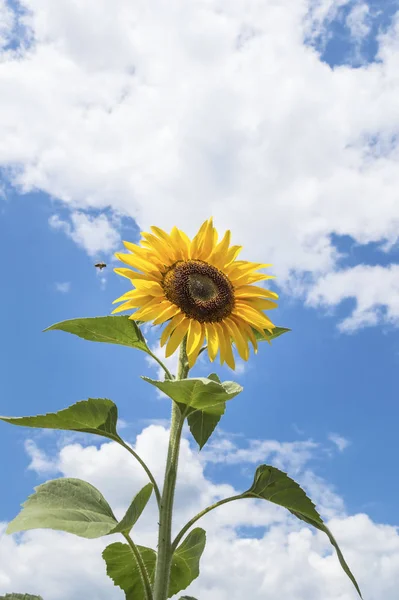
xmin=94 ymin=262 xmax=107 ymax=270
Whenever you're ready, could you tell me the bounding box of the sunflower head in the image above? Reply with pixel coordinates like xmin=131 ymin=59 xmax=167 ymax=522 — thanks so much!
xmin=113 ymin=218 xmax=278 ymax=369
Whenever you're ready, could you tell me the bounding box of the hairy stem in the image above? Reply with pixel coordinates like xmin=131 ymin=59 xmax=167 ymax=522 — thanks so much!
xmin=152 ymin=338 xmax=189 ymax=600
xmin=123 ymin=533 xmax=154 ymax=600
xmin=116 ymin=437 xmax=162 ymax=509
xmin=171 ymin=494 xmax=244 ymax=552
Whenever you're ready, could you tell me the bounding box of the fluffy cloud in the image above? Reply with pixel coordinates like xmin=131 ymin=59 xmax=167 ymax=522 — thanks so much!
xmin=1 ymin=424 xmax=399 ymax=599
xmin=0 ymin=0 xmax=398 ymax=330
xmin=49 ymin=212 xmax=120 ymax=256
xmin=307 ymin=264 xmax=399 ymax=331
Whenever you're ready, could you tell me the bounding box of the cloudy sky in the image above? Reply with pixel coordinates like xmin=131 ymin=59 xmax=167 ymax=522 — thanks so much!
xmin=0 ymin=0 xmax=399 ymax=598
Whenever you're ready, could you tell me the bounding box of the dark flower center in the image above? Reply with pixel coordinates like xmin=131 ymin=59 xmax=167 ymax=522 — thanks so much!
xmin=162 ymin=260 xmax=235 ymax=322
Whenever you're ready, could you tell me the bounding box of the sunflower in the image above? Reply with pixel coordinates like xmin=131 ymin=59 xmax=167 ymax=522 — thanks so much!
xmin=112 ymin=218 xmax=278 ymax=369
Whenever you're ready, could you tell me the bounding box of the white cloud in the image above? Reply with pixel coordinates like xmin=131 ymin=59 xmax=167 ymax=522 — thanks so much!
xmin=49 ymin=212 xmax=120 ymax=257
xmin=307 ymin=264 xmax=399 ymax=332
xmin=329 ymin=432 xmax=351 ymax=452
xmin=0 ymin=0 xmax=14 ymax=49
xmin=54 ymin=281 xmax=71 ymax=293
xmin=346 ymin=2 xmax=371 ymax=42
xmin=0 ymin=0 xmax=398 ymax=332
xmin=1 ymin=425 xmax=399 ymax=599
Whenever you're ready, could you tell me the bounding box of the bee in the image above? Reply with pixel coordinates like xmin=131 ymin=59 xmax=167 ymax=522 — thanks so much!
xmin=94 ymin=262 xmax=107 ymax=270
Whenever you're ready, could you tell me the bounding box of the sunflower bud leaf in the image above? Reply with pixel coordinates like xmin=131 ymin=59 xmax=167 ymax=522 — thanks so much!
xmin=142 ymin=377 xmax=242 ymax=412
xmin=244 ymin=465 xmax=362 ymax=598
xmin=253 ymin=326 xmax=291 ymax=343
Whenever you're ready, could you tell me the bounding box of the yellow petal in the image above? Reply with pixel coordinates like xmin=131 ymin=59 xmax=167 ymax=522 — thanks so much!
xmin=209 ymin=230 xmax=231 ymax=269
xmin=165 ymin=319 xmax=191 ymax=358
xmin=115 ymin=253 xmax=160 ymax=274
xmin=112 ymin=290 xmax=152 ymax=305
xmin=190 ymin=219 xmax=209 ymax=259
xmin=133 ymin=279 xmax=164 ymax=296
xmin=170 ymin=227 xmax=190 ymax=261
xmin=152 ymin=303 xmax=181 ymax=325
xmin=205 ymin=322 xmax=219 ymax=362
xmin=235 ymin=285 xmax=276 ymax=299
xmin=222 ymin=245 xmax=242 ymax=268
xmin=187 ymin=321 xmax=205 ymax=367
xmin=219 ymin=322 xmax=235 ymax=370
xmin=225 ymin=318 xmax=249 ymax=361
xmin=140 ymin=232 xmax=176 ymax=263
xmin=197 ymin=218 xmax=215 ymax=261
xmin=113 ymin=268 xmax=161 ymax=282
xmin=246 ymin=298 xmax=278 ymax=310
xmin=234 ymin=302 xmax=275 ymax=330
xmin=111 ymin=299 xmax=138 ymax=314
xmin=160 ymin=313 xmax=186 ymax=347
xmin=235 ymin=317 xmax=258 ymax=353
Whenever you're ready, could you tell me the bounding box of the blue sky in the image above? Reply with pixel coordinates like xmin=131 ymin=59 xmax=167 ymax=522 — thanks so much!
xmin=1 ymin=1 xmax=399 ymax=599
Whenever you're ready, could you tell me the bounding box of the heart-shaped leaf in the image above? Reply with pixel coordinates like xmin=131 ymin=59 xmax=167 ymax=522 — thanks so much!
xmin=7 ymin=478 xmax=118 ymax=539
xmin=103 ymin=542 xmax=156 ymax=600
xmin=245 ymin=465 xmax=361 ymax=597
xmin=0 ymin=398 xmax=120 ymax=441
xmin=45 ymin=316 xmax=150 ymax=354
xmin=143 ymin=377 xmax=242 ymax=412
xmin=169 ymin=528 xmax=206 ymax=596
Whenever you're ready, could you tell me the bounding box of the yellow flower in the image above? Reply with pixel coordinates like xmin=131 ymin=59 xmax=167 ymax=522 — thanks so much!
xmin=113 ymin=219 xmax=278 ymax=369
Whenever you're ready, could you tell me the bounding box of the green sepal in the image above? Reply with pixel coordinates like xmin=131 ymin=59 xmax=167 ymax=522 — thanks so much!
xmin=0 ymin=398 xmax=121 ymax=441
xmin=253 ymin=326 xmax=291 ymax=344
xmin=44 ymin=315 xmax=151 ymax=354
xmin=142 ymin=376 xmax=242 ymax=412
xmin=244 ymin=465 xmax=362 ymax=597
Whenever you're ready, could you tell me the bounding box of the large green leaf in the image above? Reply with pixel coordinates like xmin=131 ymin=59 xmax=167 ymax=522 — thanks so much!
xmin=103 ymin=529 xmax=206 ymax=599
xmin=103 ymin=542 xmax=156 ymax=600
xmin=254 ymin=326 xmax=291 ymax=343
xmin=45 ymin=315 xmax=150 ymax=354
xmin=169 ymin=528 xmax=206 ymax=597
xmin=7 ymin=478 xmax=118 ymax=539
xmin=143 ymin=377 xmax=242 ymax=412
xmin=179 ymin=597 xmax=198 ymax=600
xmin=0 ymin=595 xmax=43 ymax=599
xmin=112 ymin=483 xmax=153 ymax=534
xmin=0 ymin=398 xmax=120 ymax=441
xmin=244 ymin=465 xmax=362 ymax=597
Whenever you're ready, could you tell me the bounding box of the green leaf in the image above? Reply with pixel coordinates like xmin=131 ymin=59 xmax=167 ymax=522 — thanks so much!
xmin=0 ymin=398 xmax=120 ymax=441
xmin=245 ymin=465 xmax=362 ymax=597
xmin=103 ymin=542 xmax=156 ymax=600
xmin=169 ymin=528 xmax=206 ymax=597
xmin=179 ymin=597 xmax=198 ymax=600
xmin=143 ymin=377 xmax=242 ymax=412
xmin=45 ymin=315 xmax=151 ymax=354
xmin=7 ymin=478 xmax=118 ymax=539
xmin=187 ymin=372 xmax=225 ymax=450
xmin=187 ymin=404 xmax=225 ymax=449
xmin=0 ymin=595 xmax=43 ymax=599
xmin=254 ymin=326 xmax=291 ymax=343
xmin=112 ymin=483 xmax=153 ymax=534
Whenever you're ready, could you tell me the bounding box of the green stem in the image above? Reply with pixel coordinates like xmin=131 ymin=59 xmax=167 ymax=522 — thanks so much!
xmin=171 ymin=494 xmax=244 ymax=553
xmin=152 ymin=338 xmax=190 ymax=600
xmin=146 ymin=349 xmax=174 ymax=380
xmin=123 ymin=532 xmax=154 ymax=600
xmin=116 ymin=437 xmax=162 ymax=509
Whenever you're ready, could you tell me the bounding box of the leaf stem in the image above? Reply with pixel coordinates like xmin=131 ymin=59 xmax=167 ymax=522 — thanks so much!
xmin=123 ymin=532 xmax=154 ymax=600
xmin=146 ymin=349 xmax=174 ymax=380
xmin=116 ymin=437 xmax=162 ymax=509
xmin=171 ymin=494 xmax=244 ymax=553
xmin=152 ymin=337 xmax=190 ymax=600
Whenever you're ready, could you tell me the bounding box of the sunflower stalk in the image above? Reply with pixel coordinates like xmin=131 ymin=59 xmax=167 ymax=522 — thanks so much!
xmin=152 ymin=337 xmax=190 ymax=600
